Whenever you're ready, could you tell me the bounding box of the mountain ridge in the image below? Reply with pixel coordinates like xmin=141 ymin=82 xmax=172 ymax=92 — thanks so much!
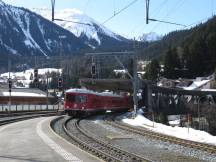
xmin=30 ymin=7 xmax=130 ymax=48
xmin=0 ymin=0 xmax=90 ymax=57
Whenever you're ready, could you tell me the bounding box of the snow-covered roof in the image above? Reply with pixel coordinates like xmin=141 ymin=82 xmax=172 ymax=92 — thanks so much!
xmin=182 ymin=80 xmax=210 ymax=90
xmin=66 ymin=88 xmax=123 ymax=97
xmin=113 ymin=69 xmax=127 ymax=74
xmin=2 ymin=92 xmax=46 ymax=97
xmin=201 ymin=89 xmax=216 ymax=92
xmin=0 ymin=88 xmax=53 ymax=98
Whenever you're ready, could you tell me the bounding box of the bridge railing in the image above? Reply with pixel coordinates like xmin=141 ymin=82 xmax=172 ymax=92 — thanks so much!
xmin=0 ymin=104 xmax=60 ymax=112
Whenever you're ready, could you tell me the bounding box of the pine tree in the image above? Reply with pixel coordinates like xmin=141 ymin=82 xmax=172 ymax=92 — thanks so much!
xmin=144 ymin=59 xmax=160 ymax=81
xmin=163 ymin=46 xmax=180 ymax=79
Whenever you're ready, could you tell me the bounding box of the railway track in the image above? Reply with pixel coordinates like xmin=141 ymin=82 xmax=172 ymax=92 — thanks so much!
xmin=61 ymin=116 xmax=153 ymax=162
xmin=0 ymin=111 xmax=57 ymax=126
xmin=105 ymin=116 xmax=216 ymax=154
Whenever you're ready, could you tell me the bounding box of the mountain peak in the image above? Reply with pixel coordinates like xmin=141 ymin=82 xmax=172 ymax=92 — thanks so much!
xmin=139 ymin=32 xmax=162 ymax=42
xmin=31 ymin=8 xmax=125 ymax=46
xmin=0 ymin=0 xmax=5 ymax=6
xmin=0 ymin=1 xmax=90 ymax=57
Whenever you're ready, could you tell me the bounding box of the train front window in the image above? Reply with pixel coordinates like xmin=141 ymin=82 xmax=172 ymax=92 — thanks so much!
xmin=66 ymin=94 xmax=75 ymax=102
xmin=75 ymin=95 xmax=87 ymax=103
xmin=66 ymin=94 xmax=87 ymax=103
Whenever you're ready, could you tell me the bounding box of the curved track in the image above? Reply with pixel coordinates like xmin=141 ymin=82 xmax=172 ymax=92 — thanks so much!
xmin=0 ymin=111 xmax=57 ymax=126
xmin=62 ymin=116 xmax=153 ymax=162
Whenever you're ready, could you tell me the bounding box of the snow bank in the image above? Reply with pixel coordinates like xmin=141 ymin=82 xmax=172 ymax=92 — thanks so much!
xmin=121 ymin=112 xmax=216 ymax=146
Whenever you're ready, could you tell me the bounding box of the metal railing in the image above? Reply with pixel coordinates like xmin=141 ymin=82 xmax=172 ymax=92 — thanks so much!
xmin=0 ymin=104 xmax=60 ymax=112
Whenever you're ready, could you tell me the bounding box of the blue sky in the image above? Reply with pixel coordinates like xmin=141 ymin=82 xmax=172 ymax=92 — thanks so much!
xmin=3 ymin=0 xmax=216 ymax=38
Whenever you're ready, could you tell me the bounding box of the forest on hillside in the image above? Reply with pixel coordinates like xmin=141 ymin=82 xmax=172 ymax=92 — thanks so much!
xmin=142 ymin=16 xmax=216 ymax=79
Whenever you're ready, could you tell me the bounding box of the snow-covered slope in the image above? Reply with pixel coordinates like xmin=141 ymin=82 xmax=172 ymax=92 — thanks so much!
xmin=139 ymin=32 xmax=162 ymax=42
xmin=31 ymin=8 xmax=129 ymax=47
xmin=0 ymin=0 xmax=89 ymax=57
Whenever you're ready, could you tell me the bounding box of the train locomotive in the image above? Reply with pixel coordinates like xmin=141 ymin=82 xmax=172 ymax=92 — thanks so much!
xmin=64 ymin=89 xmax=131 ymax=116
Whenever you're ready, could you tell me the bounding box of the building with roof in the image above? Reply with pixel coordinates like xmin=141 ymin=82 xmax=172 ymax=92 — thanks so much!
xmin=0 ymin=88 xmax=56 ymax=104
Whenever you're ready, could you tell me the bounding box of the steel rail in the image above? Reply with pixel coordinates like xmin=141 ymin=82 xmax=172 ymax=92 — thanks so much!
xmin=63 ymin=116 xmax=153 ymax=162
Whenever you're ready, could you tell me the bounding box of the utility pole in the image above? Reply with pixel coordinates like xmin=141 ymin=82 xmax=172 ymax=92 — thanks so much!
xmin=8 ymin=59 xmax=11 ymax=113
xmin=133 ymin=54 xmax=138 ymax=116
xmin=59 ymin=35 xmax=66 ymax=86
xmin=46 ymin=74 xmax=49 ymax=110
xmin=146 ymin=0 xmax=150 ymax=24
xmin=58 ymin=35 xmax=66 ymax=109
xmin=51 ymin=0 xmax=55 ymax=21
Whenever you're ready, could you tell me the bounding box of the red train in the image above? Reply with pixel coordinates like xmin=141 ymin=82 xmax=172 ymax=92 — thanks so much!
xmin=64 ymin=89 xmax=131 ymax=116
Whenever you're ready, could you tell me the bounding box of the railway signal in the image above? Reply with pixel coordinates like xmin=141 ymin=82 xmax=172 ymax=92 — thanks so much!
xmin=34 ymin=69 xmax=38 ymax=82
xmin=8 ymin=78 xmax=12 ymax=92
xmin=91 ymin=63 xmax=96 ymax=76
xmin=58 ymin=77 xmax=63 ymax=88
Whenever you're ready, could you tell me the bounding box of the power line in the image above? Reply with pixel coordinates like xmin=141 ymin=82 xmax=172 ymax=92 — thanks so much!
xmin=113 ymin=0 xmax=116 ymax=15
xmin=149 ymin=18 xmax=186 ymax=27
xmin=129 ymin=0 xmax=168 ymax=37
xmin=149 ymin=0 xmax=186 ymax=32
xmin=54 ymin=18 xmax=92 ymax=26
xmin=51 ymin=0 xmax=92 ymax=26
xmin=184 ymin=17 xmax=210 ymax=29
xmin=102 ymin=0 xmax=139 ymax=24
xmin=151 ymin=0 xmax=168 ymax=18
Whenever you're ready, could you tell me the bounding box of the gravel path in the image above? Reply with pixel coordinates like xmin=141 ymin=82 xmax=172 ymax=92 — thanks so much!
xmin=79 ymin=115 xmax=216 ymax=162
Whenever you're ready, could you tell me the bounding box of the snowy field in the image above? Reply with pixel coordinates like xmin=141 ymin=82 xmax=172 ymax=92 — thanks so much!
xmin=121 ymin=110 xmax=216 ymax=146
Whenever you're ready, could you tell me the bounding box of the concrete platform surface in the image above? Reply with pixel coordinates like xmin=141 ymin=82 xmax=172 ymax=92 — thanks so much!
xmin=0 ymin=116 xmax=103 ymax=162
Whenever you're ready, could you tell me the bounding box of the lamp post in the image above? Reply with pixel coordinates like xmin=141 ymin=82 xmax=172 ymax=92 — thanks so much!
xmin=58 ymin=35 xmax=66 ymax=110
xmin=8 ymin=59 xmax=11 ymax=113
xmin=46 ymin=73 xmax=49 ymax=110
xmin=197 ymin=96 xmax=206 ymax=130
xmin=59 ymin=35 xmax=66 ymax=70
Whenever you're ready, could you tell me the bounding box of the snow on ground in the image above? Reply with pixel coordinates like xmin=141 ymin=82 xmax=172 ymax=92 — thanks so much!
xmin=121 ymin=110 xmax=216 ymax=146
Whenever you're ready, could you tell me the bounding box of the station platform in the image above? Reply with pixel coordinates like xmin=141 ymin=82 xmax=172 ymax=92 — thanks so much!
xmin=0 ymin=116 xmax=103 ymax=162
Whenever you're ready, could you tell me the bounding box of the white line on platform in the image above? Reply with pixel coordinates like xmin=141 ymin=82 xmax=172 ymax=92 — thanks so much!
xmin=36 ymin=118 xmax=82 ymax=162
xmin=0 ymin=124 xmax=12 ymax=132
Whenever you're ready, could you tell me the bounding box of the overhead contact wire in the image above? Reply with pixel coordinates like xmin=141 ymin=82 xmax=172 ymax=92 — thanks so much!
xmin=102 ymin=0 xmax=139 ymax=24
